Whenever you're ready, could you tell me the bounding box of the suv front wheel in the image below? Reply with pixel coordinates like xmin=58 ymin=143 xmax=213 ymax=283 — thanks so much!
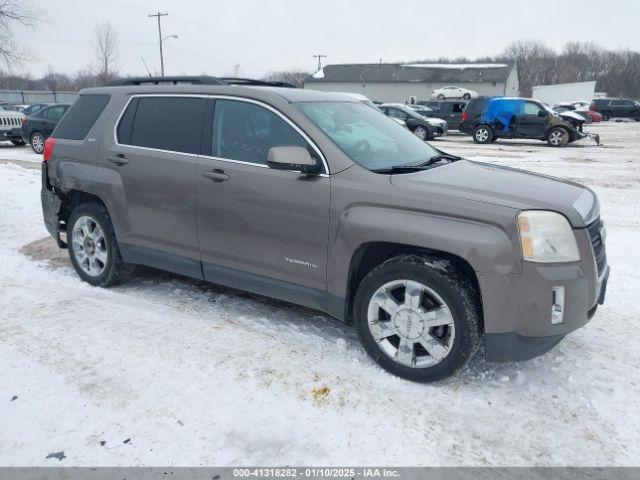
xmin=547 ymin=127 xmax=569 ymax=147
xmin=67 ymin=203 xmax=132 ymax=287
xmin=353 ymin=255 xmax=481 ymax=382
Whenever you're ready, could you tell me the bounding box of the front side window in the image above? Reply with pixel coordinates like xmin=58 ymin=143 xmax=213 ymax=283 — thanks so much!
xmin=296 ymin=101 xmax=440 ymax=172
xmin=122 ymin=96 xmax=207 ymax=154
xmin=211 ymin=99 xmax=310 ymax=165
xmin=523 ymin=102 xmax=541 ymax=115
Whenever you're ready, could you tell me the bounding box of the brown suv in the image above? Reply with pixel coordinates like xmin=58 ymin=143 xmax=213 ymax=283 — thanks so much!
xmin=40 ymin=78 xmax=609 ymax=382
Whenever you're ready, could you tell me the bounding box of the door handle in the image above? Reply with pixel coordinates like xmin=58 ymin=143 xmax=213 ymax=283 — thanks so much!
xmin=108 ymin=154 xmax=128 ymax=165
xmin=202 ymin=170 xmax=229 ymax=182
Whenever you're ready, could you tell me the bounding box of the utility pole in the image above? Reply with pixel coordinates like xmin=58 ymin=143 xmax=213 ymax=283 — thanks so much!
xmin=313 ymin=54 xmax=327 ymax=71
xmin=148 ymin=11 xmax=168 ymax=76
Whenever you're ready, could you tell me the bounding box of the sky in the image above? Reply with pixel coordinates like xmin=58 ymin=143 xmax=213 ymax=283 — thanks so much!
xmin=12 ymin=0 xmax=640 ymax=79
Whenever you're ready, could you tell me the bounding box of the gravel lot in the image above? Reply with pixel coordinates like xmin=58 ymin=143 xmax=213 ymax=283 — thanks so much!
xmin=1 ymin=121 xmax=639 ymax=466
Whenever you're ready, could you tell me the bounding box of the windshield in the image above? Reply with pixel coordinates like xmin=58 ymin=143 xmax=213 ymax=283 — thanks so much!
xmin=296 ymin=101 xmax=440 ymax=171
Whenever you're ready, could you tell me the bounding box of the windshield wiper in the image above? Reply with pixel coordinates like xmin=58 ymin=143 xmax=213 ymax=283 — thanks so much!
xmin=371 ymin=153 xmax=462 ymax=174
xmin=417 ymin=153 xmax=462 ymax=166
xmin=371 ymin=165 xmax=430 ymax=174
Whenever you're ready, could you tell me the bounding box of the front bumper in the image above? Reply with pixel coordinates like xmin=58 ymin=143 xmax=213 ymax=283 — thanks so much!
xmin=2 ymin=127 xmax=23 ymax=141
xmin=480 ymin=222 xmax=609 ymax=362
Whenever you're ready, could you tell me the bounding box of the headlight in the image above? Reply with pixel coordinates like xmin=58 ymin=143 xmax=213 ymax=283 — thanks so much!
xmin=517 ymin=211 xmax=580 ymax=263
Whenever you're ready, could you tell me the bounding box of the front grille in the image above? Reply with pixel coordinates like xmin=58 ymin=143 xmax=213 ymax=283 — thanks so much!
xmin=587 ymin=218 xmax=607 ymax=276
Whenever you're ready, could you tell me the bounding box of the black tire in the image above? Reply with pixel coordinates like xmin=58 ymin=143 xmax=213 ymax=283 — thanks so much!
xmin=11 ymin=140 xmax=26 ymax=146
xmin=601 ymin=112 xmax=610 ymax=121
xmin=413 ymin=125 xmax=429 ymax=141
xmin=462 ymin=93 xmax=471 ymax=100
xmin=353 ymin=255 xmax=481 ymax=383
xmin=547 ymin=127 xmax=569 ymax=147
xmin=30 ymin=132 xmax=45 ymax=154
xmin=437 ymin=94 xmax=445 ymax=100
xmin=472 ymin=125 xmax=493 ymax=144
xmin=490 ymin=136 xmax=498 ymax=143
xmin=67 ymin=202 xmax=132 ymax=287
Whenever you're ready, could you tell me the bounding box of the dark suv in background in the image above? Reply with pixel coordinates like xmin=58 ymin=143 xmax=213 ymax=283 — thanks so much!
xmin=40 ymin=78 xmax=608 ymax=382
xmin=417 ymin=100 xmax=467 ymax=130
xmin=591 ymin=98 xmax=640 ymax=121
xmin=460 ymin=96 xmax=598 ymax=147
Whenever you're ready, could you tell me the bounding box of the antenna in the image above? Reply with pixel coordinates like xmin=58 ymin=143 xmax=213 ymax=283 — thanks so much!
xmin=141 ymin=57 xmax=152 ymax=77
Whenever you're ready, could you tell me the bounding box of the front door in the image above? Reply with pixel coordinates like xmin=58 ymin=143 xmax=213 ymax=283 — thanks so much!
xmin=195 ymin=98 xmax=331 ymax=306
xmin=514 ymin=101 xmax=548 ymax=139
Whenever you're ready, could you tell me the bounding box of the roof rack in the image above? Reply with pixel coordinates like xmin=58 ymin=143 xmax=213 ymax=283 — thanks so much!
xmin=108 ymin=76 xmax=226 ymax=86
xmin=219 ymin=77 xmax=298 ymax=88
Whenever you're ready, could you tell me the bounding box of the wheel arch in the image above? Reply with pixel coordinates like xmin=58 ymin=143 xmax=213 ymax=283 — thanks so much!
xmin=548 ymin=124 xmax=574 ymax=143
xmin=343 ymin=241 xmax=483 ymax=328
xmin=58 ymin=189 xmax=110 ymax=232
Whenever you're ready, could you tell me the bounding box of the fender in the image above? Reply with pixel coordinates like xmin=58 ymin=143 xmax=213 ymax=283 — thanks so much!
xmin=326 ymin=205 xmax=521 ymax=312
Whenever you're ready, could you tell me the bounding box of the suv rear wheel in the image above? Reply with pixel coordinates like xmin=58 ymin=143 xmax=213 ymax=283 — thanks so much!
xmin=547 ymin=127 xmax=569 ymax=147
xmin=353 ymin=255 xmax=481 ymax=382
xmin=472 ymin=125 xmax=492 ymax=144
xmin=601 ymin=112 xmax=610 ymax=121
xmin=30 ymin=132 xmax=45 ymax=154
xmin=67 ymin=203 xmax=132 ymax=287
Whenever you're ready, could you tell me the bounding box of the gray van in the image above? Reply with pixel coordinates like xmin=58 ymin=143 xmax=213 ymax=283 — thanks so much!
xmin=41 ymin=78 xmax=609 ymax=382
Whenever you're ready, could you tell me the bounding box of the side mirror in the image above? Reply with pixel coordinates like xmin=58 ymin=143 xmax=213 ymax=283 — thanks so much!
xmin=267 ymin=146 xmax=321 ymax=175
xmin=538 ymin=110 xmax=547 ymax=117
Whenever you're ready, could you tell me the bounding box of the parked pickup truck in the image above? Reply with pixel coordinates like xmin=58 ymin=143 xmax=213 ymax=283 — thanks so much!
xmin=41 ymin=78 xmax=609 ymax=382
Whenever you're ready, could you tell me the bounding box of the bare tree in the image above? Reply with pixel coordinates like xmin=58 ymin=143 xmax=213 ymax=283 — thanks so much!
xmin=499 ymin=39 xmax=555 ymax=96
xmin=0 ymin=1 xmax=36 ymax=68
xmin=93 ymin=22 xmax=118 ymax=85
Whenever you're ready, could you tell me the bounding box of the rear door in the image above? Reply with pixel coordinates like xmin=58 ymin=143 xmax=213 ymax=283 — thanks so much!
xmin=42 ymin=105 xmax=69 ymax=135
xmin=103 ymin=95 xmax=207 ymax=277
xmin=195 ymin=98 xmax=330 ymax=300
xmin=514 ymin=101 xmax=548 ymax=139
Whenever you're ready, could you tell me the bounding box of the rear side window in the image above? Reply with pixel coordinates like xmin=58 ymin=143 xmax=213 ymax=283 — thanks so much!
xmin=54 ymin=95 xmax=110 ymax=140
xmin=120 ymin=96 xmax=207 ymax=154
xmin=465 ymin=99 xmax=484 ymax=113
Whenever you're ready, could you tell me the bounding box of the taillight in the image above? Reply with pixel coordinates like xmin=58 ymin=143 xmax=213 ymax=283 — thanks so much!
xmin=462 ymin=111 xmax=469 ymax=122
xmin=43 ymin=137 xmax=56 ymax=161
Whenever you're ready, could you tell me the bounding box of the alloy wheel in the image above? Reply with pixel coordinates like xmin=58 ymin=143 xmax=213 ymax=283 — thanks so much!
xmin=549 ymin=130 xmax=565 ymax=146
xmin=367 ymin=279 xmax=455 ymax=368
xmin=31 ymin=134 xmax=44 ymax=154
xmin=71 ymin=215 xmax=108 ymax=277
xmin=475 ymin=128 xmax=489 ymax=142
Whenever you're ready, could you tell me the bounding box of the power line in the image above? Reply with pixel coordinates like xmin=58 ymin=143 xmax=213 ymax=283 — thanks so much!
xmin=148 ymin=11 xmax=168 ymax=76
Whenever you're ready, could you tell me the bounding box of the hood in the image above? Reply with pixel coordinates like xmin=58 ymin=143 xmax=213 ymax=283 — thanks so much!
xmin=390 ymin=160 xmax=596 ymax=227
xmin=558 ymin=110 xmax=586 ymax=122
xmin=0 ymin=109 xmax=24 ymax=118
xmin=424 ymin=117 xmax=446 ymax=126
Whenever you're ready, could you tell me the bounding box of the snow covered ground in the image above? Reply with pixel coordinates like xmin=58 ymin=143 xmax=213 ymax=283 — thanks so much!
xmin=1 ymin=123 xmax=639 ymax=467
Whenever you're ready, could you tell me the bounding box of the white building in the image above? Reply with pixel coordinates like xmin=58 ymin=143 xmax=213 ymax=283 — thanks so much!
xmin=304 ymin=63 xmax=519 ymax=103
